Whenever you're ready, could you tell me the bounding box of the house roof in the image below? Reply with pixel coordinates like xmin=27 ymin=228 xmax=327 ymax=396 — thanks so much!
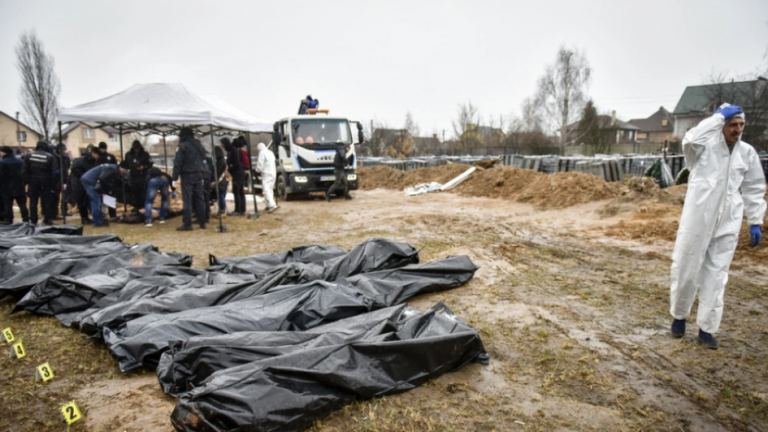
xmin=57 ymin=122 xmax=120 ymax=139
xmin=476 ymin=125 xmax=504 ymax=136
xmin=567 ymin=115 xmax=640 ymax=132
xmin=672 ymin=79 xmax=768 ymax=115
xmin=0 ymin=110 xmax=42 ymax=137
xmin=628 ymin=107 xmax=674 ymax=133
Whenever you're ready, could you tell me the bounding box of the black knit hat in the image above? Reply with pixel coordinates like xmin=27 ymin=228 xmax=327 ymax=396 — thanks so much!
xmin=0 ymin=146 xmax=13 ymax=155
xmin=98 ymin=142 xmax=108 ymax=150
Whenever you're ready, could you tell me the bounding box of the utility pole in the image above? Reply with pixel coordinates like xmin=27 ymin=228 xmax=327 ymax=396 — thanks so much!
xmin=15 ymin=111 xmax=21 ymax=153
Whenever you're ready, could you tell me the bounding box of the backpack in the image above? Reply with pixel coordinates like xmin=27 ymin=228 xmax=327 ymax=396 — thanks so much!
xmin=239 ymin=148 xmax=251 ymax=169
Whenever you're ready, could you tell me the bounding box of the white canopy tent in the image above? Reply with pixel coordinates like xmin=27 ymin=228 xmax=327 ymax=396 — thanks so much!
xmin=58 ymin=83 xmax=270 ymax=228
xmin=59 ymin=83 xmax=261 ymax=133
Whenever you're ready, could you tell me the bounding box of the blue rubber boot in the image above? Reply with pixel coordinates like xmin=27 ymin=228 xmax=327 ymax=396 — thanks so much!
xmin=698 ymin=330 xmax=718 ymax=349
xmin=671 ymin=319 xmax=686 ymax=338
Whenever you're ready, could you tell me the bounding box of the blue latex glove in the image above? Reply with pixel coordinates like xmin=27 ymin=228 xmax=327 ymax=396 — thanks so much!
xmin=716 ymin=105 xmax=743 ymax=121
xmin=171 ymin=192 xmax=177 ymax=199
xmin=749 ymin=225 xmax=762 ymax=247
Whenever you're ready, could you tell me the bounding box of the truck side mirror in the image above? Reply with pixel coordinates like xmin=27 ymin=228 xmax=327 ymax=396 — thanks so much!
xmin=272 ymin=123 xmax=281 ymax=146
xmin=357 ymin=122 xmax=364 ymax=144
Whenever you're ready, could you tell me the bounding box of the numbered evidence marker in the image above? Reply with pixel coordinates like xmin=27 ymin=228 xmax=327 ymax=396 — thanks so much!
xmin=2 ymin=327 xmax=14 ymax=343
xmin=60 ymin=400 xmax=83 ymax=425
xmin=36 ymin=362 xmax=55 ymax=382
xmin=10 ymin=341 xmax=26 ymax=359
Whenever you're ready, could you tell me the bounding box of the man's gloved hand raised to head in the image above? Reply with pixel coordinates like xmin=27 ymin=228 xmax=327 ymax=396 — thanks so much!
xmin=716 ymin=104 xmax=743 ymax=121
xmin=749 ymin=225 xmax=762 ymax=248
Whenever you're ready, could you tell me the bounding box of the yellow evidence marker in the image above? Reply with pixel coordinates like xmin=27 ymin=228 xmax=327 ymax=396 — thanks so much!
xmin=36 ymin=362 xmax=55 ymax=382
xmin=60 ymin=400 xmax=83 ymax=424
xmin=2 ymin=327 xmax=14 ymax=343
xmin=11 ymin=341 xmax=25 ymax=359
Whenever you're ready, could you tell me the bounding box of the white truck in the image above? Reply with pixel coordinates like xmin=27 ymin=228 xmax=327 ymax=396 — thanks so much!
xmin=267 ymin=111 xmax=363 ymax=201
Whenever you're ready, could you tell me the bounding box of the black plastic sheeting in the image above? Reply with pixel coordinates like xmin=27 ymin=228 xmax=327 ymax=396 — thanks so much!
xmin=208 ymin=238 xmax=420 ymax=279
xmin=82 ymin=244 xmax=464 ymax=340
xmin=0 ymin=222 xmax=83 ymax=237
xmin=0 ymin=242 xmax=192 ymax=299
xmin=0 ymin=227 xmax=488 ymax=432
xmin=0 ymin=233 xmax=121 ymax=251
xmin=169 ymin=302 xmax=488 ymax=432
xmin=103 ymin=255 xmax=477 ymax=372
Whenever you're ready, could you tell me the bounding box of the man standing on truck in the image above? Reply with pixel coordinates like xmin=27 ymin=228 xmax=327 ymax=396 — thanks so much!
xmin=325 ymin=143 xmax=354 ymax=202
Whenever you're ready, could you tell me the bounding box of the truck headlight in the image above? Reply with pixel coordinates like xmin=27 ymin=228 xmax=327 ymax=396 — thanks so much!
xmin=294 ymin=176 xmax=308 ymax=183
xmin=346 ymin=174 xmax=357 ymax=181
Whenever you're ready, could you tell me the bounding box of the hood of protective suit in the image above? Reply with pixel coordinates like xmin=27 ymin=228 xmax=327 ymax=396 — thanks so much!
xmin=257 ymin=143 xmax=267 ymax=152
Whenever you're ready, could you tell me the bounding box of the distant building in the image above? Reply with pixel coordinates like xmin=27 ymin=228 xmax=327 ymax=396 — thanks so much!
xmin=672 ymin=77 xmax=768 ymax=139
xmin=628 ymin=107 xmax=675 ymax=143
xmin=0 ymin=110 xmax=42 ymax=152
xmin=566 ymin=111 xmax=640 ymax=145
xmin=57 ymin=123 xmax=120 ymax=156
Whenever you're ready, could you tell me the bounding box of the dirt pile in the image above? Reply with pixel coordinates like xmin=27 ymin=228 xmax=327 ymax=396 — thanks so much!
xmin=600 ymin=179 xmax=686 ymax=218
xmin=358 ymin=165 xmax=622 ymax=209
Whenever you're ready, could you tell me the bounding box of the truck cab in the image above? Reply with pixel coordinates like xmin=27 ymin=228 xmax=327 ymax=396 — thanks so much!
xmin=269 ymin=112 xmax=363 ymax=201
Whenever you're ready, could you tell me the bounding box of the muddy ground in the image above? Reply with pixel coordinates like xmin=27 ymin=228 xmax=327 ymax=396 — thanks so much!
xmin=2 ymin=166 xmax=768 ymax=432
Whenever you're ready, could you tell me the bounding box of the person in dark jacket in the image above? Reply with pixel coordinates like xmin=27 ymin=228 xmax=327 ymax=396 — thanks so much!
xmin=144 ymin=167 xmax=175 ymax=227
xmin=24 ymin=141 xmax=59 ymax=225
xmin=98 ymin=141 xmax=118 ymax=164
xmin=325 ymin=144 xmax=354 ymax=201
xmin=220 ymin=137 xmax=245 ymax=215
xmin=124 ymin=140 xmax=153 ymax=211
xmin=214 ymin=145 xmax=228 ymax=215
xmin=68 ymin=146 xmax=99 ymax=224
xmin=172 ymin=127 xmax=209 ymax=231
xmin=52 ymin=143 xmax=71 ymax=219
xmin=98 ymin=142 xmax=118 ymax=218
xmin=80 ymin=161 xmax=129 ymax=227
xmin=0 ymin=146 xmax=29 ymax=224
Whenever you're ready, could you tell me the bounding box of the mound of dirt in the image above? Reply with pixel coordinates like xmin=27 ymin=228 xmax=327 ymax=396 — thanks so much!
xmin=359 ymin=165 xmax=621 ymax=209
xmin=599 ymin=179 xmax=686 ymax=218
xmin=512 ymin=171 xmax=622 ymax=209
xmin=605 ymin=219 xmax=679 ymax=243
xmin=474 ymin=159 xmax=500 ymax=169
xmin=358 ymin=165 xmax=469 ymax=191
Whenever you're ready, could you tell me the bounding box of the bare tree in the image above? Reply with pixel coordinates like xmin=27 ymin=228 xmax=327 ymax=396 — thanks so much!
xmin=503 ymin=99 xmax=557 ymax=155
xmin=16 ymin=30 xmax=60 ymax=141
xmin=404 ymin=112 xmax=420 ymax=138
xmin=451 ymin=102 xmax=482 ymax=153
xmin=366 ymin=119 xmax=390 ymax=157
xmin=533 ymin=46 xmax=591 ymax=154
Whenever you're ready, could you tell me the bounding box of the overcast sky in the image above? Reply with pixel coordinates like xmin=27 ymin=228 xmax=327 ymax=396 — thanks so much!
xmin=1 ymin=0 xmax=766 ymax=138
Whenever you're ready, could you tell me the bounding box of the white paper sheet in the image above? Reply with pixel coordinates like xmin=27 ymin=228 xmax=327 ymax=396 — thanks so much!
xmin=103 ymin=194 xmax=116 ymax=209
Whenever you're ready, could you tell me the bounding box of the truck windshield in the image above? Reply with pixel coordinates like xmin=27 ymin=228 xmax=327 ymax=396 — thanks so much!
xmin=291 ymin=119 xmax=351 ymax=145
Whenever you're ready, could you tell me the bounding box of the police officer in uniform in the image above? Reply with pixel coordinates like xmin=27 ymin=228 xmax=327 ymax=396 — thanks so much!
xmin=24 ymin=141 xmax=59 ymax=225
xmin=52 ymin=143 xmax=71 ymax=219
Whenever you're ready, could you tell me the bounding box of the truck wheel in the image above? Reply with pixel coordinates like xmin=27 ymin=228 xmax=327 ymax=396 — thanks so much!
xmin=276 ymin=174 xmax=291 ymax=201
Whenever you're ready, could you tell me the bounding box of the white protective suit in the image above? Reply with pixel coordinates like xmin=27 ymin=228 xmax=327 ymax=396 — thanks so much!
xmin=255 ymin=143 xmax=277 ymax=209
xmin=670 ymin=112 xmax=766 ymax=333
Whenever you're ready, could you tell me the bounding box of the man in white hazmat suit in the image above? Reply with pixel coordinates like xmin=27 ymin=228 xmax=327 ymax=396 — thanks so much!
xmin=670 ymin=104 xmax=766 ymax=349
xmin=255 ymin=142 xmax=278 ymax=213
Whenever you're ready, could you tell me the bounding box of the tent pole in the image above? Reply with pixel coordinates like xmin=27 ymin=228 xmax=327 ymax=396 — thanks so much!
xmin=58 ymin=121 xmax=66 ymax=225
xmin=162 ymin=133 xmax=169 ymax=170
xmin=245 ymin=132 xmax=259 ymax=217
xmin=119 ymin=124 xmax=127 ymax=215
xmin=209 ymin=125 xmax=224 ymax=232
